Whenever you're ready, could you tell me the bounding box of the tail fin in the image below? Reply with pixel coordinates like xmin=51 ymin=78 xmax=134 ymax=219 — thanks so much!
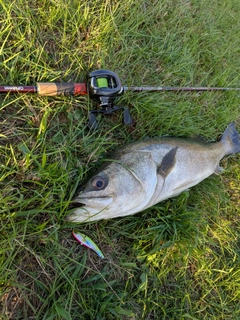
xmin=221 ymin=123 xmax=240 ymax=155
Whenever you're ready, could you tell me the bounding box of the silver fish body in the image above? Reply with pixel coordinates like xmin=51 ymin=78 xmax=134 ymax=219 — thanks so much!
xmin=67 ymin=123 xmax=240 ymax=223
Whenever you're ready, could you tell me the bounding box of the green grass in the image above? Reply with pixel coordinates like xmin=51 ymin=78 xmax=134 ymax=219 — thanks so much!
xmin=1 ymin=0 xmax=240 ymax=319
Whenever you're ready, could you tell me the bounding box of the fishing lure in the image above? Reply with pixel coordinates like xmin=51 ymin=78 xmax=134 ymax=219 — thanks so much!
xmin=72 ymin=230 xmax=105 ymax=259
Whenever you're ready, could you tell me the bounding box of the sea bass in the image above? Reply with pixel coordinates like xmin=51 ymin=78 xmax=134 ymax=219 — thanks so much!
xmin=67 ymin=123 xmax=240 ymax=223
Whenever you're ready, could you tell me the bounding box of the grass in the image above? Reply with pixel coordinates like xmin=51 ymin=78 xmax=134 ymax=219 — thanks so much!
xmin=0 ymin=0 xmax=240 ymax=319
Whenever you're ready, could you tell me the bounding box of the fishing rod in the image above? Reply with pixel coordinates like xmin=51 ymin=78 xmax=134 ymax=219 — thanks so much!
xmin=1 ymin=69 xmax=240 ymax=128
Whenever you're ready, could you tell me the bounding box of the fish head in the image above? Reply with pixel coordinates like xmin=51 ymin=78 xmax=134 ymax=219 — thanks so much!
xmin=66 ymin=152 xmax=158 ymax=222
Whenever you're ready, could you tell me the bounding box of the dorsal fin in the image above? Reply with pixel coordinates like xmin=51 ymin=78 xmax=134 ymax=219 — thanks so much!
xmin=157 ymin=146 xmax=178 ymax=178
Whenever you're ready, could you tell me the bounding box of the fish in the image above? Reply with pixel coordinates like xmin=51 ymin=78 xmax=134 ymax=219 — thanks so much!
xmin=66 ymin=123 xmax=240 ymax=223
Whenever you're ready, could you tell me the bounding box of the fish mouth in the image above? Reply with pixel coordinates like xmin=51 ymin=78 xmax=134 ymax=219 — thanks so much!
xmin=68 ymin=195 xmax=114 ymax=210
xmin=66 ymin=196 xmax=113 ymax=223
xmin=69 ymin=194 xmax=113 ymax=208
xmin=66 ymin=201 xmax=97 ymax=223
xmin=68 ymin=201 xmax=85 ymax=209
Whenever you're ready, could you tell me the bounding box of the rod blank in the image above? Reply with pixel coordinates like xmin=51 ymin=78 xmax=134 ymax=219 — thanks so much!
xmin=0 ymin=85 xmax=36 ymax=93
xmin=124 ymin=86 xmax=240 ymax=92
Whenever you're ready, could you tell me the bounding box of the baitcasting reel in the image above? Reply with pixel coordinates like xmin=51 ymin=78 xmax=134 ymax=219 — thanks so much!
xmin=87 ymin=69 xmax=132 ymax=129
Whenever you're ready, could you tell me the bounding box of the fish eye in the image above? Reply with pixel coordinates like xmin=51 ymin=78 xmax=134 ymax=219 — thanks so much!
xmin=91 ymin=175 xmax=108 ymax=190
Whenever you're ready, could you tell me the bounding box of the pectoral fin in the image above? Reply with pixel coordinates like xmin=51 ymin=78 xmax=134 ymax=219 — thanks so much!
xmin=157 ymin=147 xmax=178 ymax=178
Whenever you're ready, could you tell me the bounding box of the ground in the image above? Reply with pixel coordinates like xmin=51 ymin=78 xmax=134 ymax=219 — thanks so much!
xmin=0 ymin=0 xmax=240 ymax=319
